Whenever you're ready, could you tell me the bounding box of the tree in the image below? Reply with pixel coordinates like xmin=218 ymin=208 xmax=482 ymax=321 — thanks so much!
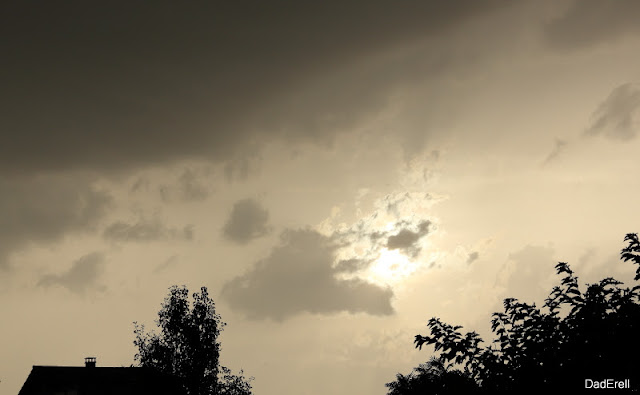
xmin=385 ymin=356 xmax=479 ymax=395
xmin=403 ymin=234 xmax=640 ymax=394
xmin=134 ymin=285 xmax=253 ymax=395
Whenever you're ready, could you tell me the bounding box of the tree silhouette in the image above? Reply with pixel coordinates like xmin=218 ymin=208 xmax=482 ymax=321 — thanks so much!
xmin=134 ymin=285 xmax=253 ymax=395
xmin=394 ymin=233 xmax=640 ymax=394
xmin=385 ymin=356 xmax=479 ymax=394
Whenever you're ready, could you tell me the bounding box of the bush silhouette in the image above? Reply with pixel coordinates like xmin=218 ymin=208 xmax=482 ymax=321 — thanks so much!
xmin=388 ymin=234 xmax=640 ymax=394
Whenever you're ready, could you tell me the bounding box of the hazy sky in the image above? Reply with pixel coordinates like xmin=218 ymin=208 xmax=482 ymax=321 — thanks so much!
xmin=3 ymin=1 xmax=640 ymax=394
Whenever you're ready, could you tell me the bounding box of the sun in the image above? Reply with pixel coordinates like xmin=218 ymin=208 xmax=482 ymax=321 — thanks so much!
xmin=365 ymin=248 xmax=418 ymax=286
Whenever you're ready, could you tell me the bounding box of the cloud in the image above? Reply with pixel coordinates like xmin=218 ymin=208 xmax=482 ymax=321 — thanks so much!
xmin=318 ymin=192 xmax=439 ymax=275
xmin=38 ymin=252 xmax=106 ymax=295
xmin=130 ymin=176 xmax=150 ymax=194
xmin=331 ymin=217 xmax=433 ymax=265
xmin=334 ymin=258 xmax=373 ymax=274
xmin=103 ymin=215 xmax=194 ymax=243
xmin=221 ymin=229 xmax=394 ymax=320
xmin=542 ymin=138 xmax=568 ymax=165
xmin=496 ymin=245 xmax=557 ymax=304
xmin=386 ymin=220 xmax=431 ymax=257
xmin=577 ymin=247 xmax=597 ymax=267
xmin=154 ymin=255 xmax=180 ymax=274
xmin=223 ymin=155 xmax=262 ymax=183
xmin=0 ymin=1 xmax=515 ymax=175
xmin=0 ymin=175 xmax=112 ymax=269
xmin=544 ymin=0 xmax=640 ymax=51
xmin=584 ymin=83 xmax=640 ymax=141
xmin=159 ymin=167 xmax=213 ymax=203
xmin=386 ymin=230 xmax=421 ymax=250
xmin=222 ymin=198 xmax=271 ymax=244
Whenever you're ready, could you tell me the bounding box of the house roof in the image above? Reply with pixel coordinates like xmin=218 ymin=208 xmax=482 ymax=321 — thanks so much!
xmin=18 ymin=365 xmax=186 ymax=395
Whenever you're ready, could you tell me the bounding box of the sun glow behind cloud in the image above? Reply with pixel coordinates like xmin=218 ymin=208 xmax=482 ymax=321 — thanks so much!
xmin=324 ymin=179 xmax=443 ymax=288
xmin=364 ymin=248 xmax=418 ymax=286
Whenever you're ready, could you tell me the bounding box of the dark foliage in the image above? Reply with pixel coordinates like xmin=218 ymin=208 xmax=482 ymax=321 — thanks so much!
xmin=393 ymin=233 xmax=640 ymax=394
xmin=134 ymin=285 xmax=253 ymax=395
xmin=385 ymin=356 xmax=479 ymax=395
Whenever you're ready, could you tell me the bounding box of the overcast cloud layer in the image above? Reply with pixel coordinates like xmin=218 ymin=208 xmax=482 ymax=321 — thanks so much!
xmin=1 ymin=1 xmax=513 ymax=174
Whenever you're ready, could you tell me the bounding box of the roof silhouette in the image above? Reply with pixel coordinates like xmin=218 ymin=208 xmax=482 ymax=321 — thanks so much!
xmin=18 ymin=365 xmax=186 ymax=395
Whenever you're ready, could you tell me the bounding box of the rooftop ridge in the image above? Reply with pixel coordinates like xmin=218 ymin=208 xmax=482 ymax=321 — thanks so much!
xmin=30 ymin=365 xmax=142 ymax=370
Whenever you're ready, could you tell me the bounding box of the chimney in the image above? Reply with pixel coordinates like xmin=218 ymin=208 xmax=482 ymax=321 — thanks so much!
xmin=85 ymin=357 xmax=96 ymax=368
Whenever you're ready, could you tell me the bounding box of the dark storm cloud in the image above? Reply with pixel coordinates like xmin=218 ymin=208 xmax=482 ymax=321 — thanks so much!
xmin=103 ymin=216 xmax=193 ymax=243
xmin=222 ymin=198 xmax=271 ymax=244
xmin=221 ymin=229 xmax=394 ymax=321
xmin=0 ymin=1 xmax=511 ymax=175
xmin=545 ymin=0 xmax=640 ymax=50
xmin=0 ymin=175 xmax=112 ymax=269
xmin=584 ymin=83 xmax=640 ymax=141
xmin=38 ymin=252 xmax=106 ymax=295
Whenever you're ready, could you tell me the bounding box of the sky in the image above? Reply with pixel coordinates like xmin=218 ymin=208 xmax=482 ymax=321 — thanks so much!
xmin=2 ymin=1 xmax=640 ymax=394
